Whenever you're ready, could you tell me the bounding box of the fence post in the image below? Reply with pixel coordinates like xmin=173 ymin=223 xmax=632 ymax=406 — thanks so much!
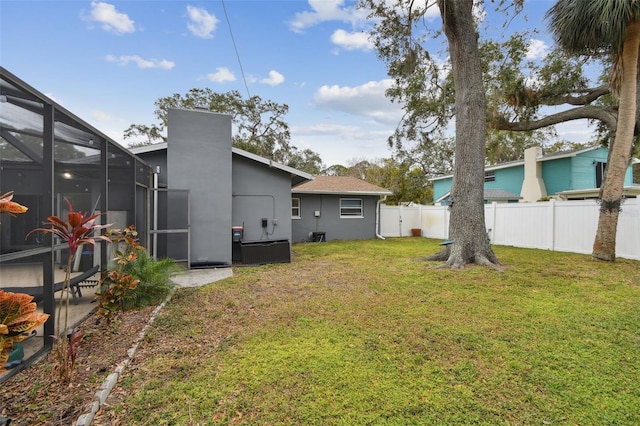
xmin=548 ymin=199 xmax=555 ymax=251
xmin=487 ymin=202 xmax=497 ymax=243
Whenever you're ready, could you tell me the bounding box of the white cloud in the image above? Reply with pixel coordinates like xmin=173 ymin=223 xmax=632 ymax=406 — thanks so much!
xmin=90 ymin=110 xmax=114 ymax=122
xmin=207 ymin=67 xmax=236 ymax=83
xmin=330 ymin=29 xmax=373 ymax=51
xmin=313 ymin=79 xmax=403 ymax=124
xmin=293 ymin=123 xmax=361 ymax=136
xmin=526 ymin=39 xmax=549 ymax=60
xmin=260 ymin=70 xmax=285 ymax=86
xmin=289 ymin=0 xmax=365 ymax=33
xmin=292 ymin=124 xmax=395 ymax=165
xmin=106 ymin=54 xmax=175 ymax=70
xmin=88 ymin=1 xmax=136 ymax=34
xmin=45 ymin=93 xmax=64 ymax=105
xmin=186 ymin=6 xmax=218 ymax=39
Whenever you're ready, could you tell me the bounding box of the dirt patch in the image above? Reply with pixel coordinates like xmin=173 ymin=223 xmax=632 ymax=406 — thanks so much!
xmin=0 ymin=306 xmax=155 ymax=425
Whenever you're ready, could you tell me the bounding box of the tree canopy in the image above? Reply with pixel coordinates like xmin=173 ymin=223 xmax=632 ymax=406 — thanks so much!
xmin=125 ymin=88 xmax=324 ymax=175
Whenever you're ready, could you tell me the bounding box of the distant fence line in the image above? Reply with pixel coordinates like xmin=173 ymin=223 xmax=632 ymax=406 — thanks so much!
xmin=379 ymin=198 xmax=640 ymax=261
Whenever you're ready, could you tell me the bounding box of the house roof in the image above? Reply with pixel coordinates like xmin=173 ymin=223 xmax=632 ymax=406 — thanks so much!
xmin=435 ymin=189 xmax=522 ymax=204
xmin=130 ymin=142 xmax=313 ymax=181
xmin=232 ymin=147 xmax=314 ymax=181
xmin=292 ymin=176 xmax=392 ymax=196
xmin=556 ymin=185 xmax=640 ymax=200
xmin=429 ymin=145 xmax=608 ymax=182
xmin=484 ymin=188 xmax=523 ymax=201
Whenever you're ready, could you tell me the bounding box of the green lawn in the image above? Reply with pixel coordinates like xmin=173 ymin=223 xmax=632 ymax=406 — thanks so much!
xmin=109 ymin=238 xmax=640 ymax=425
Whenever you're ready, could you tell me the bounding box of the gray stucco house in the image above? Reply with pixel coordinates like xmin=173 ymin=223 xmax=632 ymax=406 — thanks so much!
xmin=131 ymin=108 xmax=312 ymax=266
xmin=291 ymin=176 xmax=392 ymax=243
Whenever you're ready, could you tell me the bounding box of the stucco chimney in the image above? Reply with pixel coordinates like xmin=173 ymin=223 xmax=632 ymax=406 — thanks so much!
xmin=520 ymin=146 xmax=547 ymax=202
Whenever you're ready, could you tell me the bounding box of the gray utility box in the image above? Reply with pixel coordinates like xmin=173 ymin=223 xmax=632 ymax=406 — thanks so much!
xmin=240 ymin=240 xmax=290 ymax=265
xmin=232 ymin=226 xmax=243 ymax=262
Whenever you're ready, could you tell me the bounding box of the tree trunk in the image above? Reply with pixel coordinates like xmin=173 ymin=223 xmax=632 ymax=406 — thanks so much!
xmin=592 ymin=22 xmax=640 ymax=262
xmin=426 ymin=0 xmax=500 ymax=269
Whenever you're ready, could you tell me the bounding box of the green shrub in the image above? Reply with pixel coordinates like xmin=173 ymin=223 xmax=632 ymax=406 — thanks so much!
xmin=122 ymin=251 xmax=183 ymax=310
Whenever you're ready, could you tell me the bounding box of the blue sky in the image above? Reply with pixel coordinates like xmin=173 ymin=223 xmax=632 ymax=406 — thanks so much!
xmin=1 ymin=0 xmax=594 ymax=167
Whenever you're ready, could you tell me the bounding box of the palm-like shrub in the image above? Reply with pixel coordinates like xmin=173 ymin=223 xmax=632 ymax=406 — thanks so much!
xmin=97 ymin=226 xmax=182 ymax=322
xmin=122 ymin=251 xmax=182 ymax=310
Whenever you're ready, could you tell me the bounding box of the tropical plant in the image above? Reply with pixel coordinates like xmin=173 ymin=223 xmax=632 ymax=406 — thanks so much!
xmin=121 ymin=251 xmax=181 ymax=310
xmin=97 ymin=226 xmax=181 ymax=319
xmin=0 ymin=291 xmax=49 ymax=370
xmin=96 ymin=226 xmax=144 ymax=324
xmin=1 ymin=191 xmax=45 ymax=370
xmin=27 ymin=199 xmax=111 ymax=381
xmin=546 ymin=0 xmax=640 ymax=262
xmin=0 ymin=191 xmax=28 ymax=219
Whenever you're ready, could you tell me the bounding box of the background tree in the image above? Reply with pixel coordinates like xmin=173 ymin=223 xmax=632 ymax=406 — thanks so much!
xmin=546 ymin=0 xmax=640 ymax=262
xmin=323 ymin=157 xmax=433 ymax=204
xmin=125 ymin=88 xmax=324 ymax=174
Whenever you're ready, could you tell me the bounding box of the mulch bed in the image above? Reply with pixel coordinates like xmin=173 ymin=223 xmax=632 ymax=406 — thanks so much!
xmin=0 ymin=306 xmax=155 ymax=425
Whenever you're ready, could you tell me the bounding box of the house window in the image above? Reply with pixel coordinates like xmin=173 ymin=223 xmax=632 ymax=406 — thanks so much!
xmin=292 ymin=198 xmax=301 ymax=219
xmin=484 ymin=171 xmax=495 ymax=182
xmin=340 ymin=198 xmax=363 ymax=218
xmin=595 ymin=161 xmax=606 ymax=188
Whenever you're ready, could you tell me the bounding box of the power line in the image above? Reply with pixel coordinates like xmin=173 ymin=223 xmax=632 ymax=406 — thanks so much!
xmin=221 ymin=0 xmax=251 ymax=98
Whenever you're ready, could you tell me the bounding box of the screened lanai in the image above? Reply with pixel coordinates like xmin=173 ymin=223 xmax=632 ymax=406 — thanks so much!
xmin=0 ymin=67 xmax=152 ymax=380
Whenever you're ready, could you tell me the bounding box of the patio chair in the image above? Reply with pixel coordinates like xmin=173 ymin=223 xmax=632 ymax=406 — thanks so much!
xmin=2 ymin=264 xmax=100 ymax=305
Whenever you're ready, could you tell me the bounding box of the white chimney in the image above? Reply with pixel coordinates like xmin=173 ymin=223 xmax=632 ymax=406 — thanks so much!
xmin=520 ymin=146 xmax=547 ymax=202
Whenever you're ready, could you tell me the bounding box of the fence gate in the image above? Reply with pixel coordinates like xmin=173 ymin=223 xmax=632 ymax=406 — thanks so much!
xmin=150 ymin=188 xmax=190 ymax=269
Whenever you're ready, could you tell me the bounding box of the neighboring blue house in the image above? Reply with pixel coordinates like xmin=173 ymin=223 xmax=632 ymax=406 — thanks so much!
xmin=431 ymin=146 xmax=639 ymax=205
xmin=291 ymin=176 xmax=392 ymax=243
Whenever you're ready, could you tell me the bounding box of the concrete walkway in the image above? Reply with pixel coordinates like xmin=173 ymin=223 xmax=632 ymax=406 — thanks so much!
xmin=170 ymin=267 xmax=234 ymax=288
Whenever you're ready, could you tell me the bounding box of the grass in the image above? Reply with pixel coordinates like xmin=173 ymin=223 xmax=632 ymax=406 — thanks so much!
xmin=107 ymin=238 xmax=640 ymax=425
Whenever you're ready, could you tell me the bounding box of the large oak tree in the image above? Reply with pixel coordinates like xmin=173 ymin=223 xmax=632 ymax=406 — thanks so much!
xmin=364 ymin=0 xmax=502 ymax=268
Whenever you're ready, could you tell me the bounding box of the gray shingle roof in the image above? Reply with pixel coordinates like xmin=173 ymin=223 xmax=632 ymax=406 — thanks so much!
xmin=483 ymin=189 xmax=522 ymax=200
xmin=292 ymin=176 xmax=392 ymax=195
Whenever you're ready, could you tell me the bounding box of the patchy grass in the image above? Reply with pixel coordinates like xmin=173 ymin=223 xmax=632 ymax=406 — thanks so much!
xmin=100 ymin=238 xmax=640 ymax=425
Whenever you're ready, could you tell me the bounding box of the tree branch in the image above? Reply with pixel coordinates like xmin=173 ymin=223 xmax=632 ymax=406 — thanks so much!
xmin=492 ymin=105 xmax=618 ymax=133
xmin=538 ymin=84 xmax=610 ymax=106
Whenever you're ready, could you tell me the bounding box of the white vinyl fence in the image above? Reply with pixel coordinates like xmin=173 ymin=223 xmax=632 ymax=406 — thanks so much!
xmin=379 ymin=198 xmax=640 ymax=260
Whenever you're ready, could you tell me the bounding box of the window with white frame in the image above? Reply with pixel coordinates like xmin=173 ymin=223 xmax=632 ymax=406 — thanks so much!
xmin=484 ymin=170 xmax=495 ymax=182
xmin=340 ymin=198 xmax=363 ymax=218
xmin=291 ymin=197 xmax=301 ymax=219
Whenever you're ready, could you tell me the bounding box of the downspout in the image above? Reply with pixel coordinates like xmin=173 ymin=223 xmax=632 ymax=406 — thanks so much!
xmin=376 ymin=195 xmax=388 ymax=240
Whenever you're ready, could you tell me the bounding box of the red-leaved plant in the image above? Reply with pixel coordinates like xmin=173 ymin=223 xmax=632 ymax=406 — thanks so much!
xmin=0 ymin=191 xmax=28 ymax=220
xmin=27 ymin=199 xmax=111 ymax=381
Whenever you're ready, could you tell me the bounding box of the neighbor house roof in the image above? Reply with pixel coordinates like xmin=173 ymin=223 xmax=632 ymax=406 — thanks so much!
xmin=292 ymin=176 xmax=392 ymax=196
xmin=435 ymin=189 xmax=522 ymax=204
xmin=130 ymin=142 xmax=313 ymax=181
xmin=556 ymin=185 xmax=640 ymax=200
